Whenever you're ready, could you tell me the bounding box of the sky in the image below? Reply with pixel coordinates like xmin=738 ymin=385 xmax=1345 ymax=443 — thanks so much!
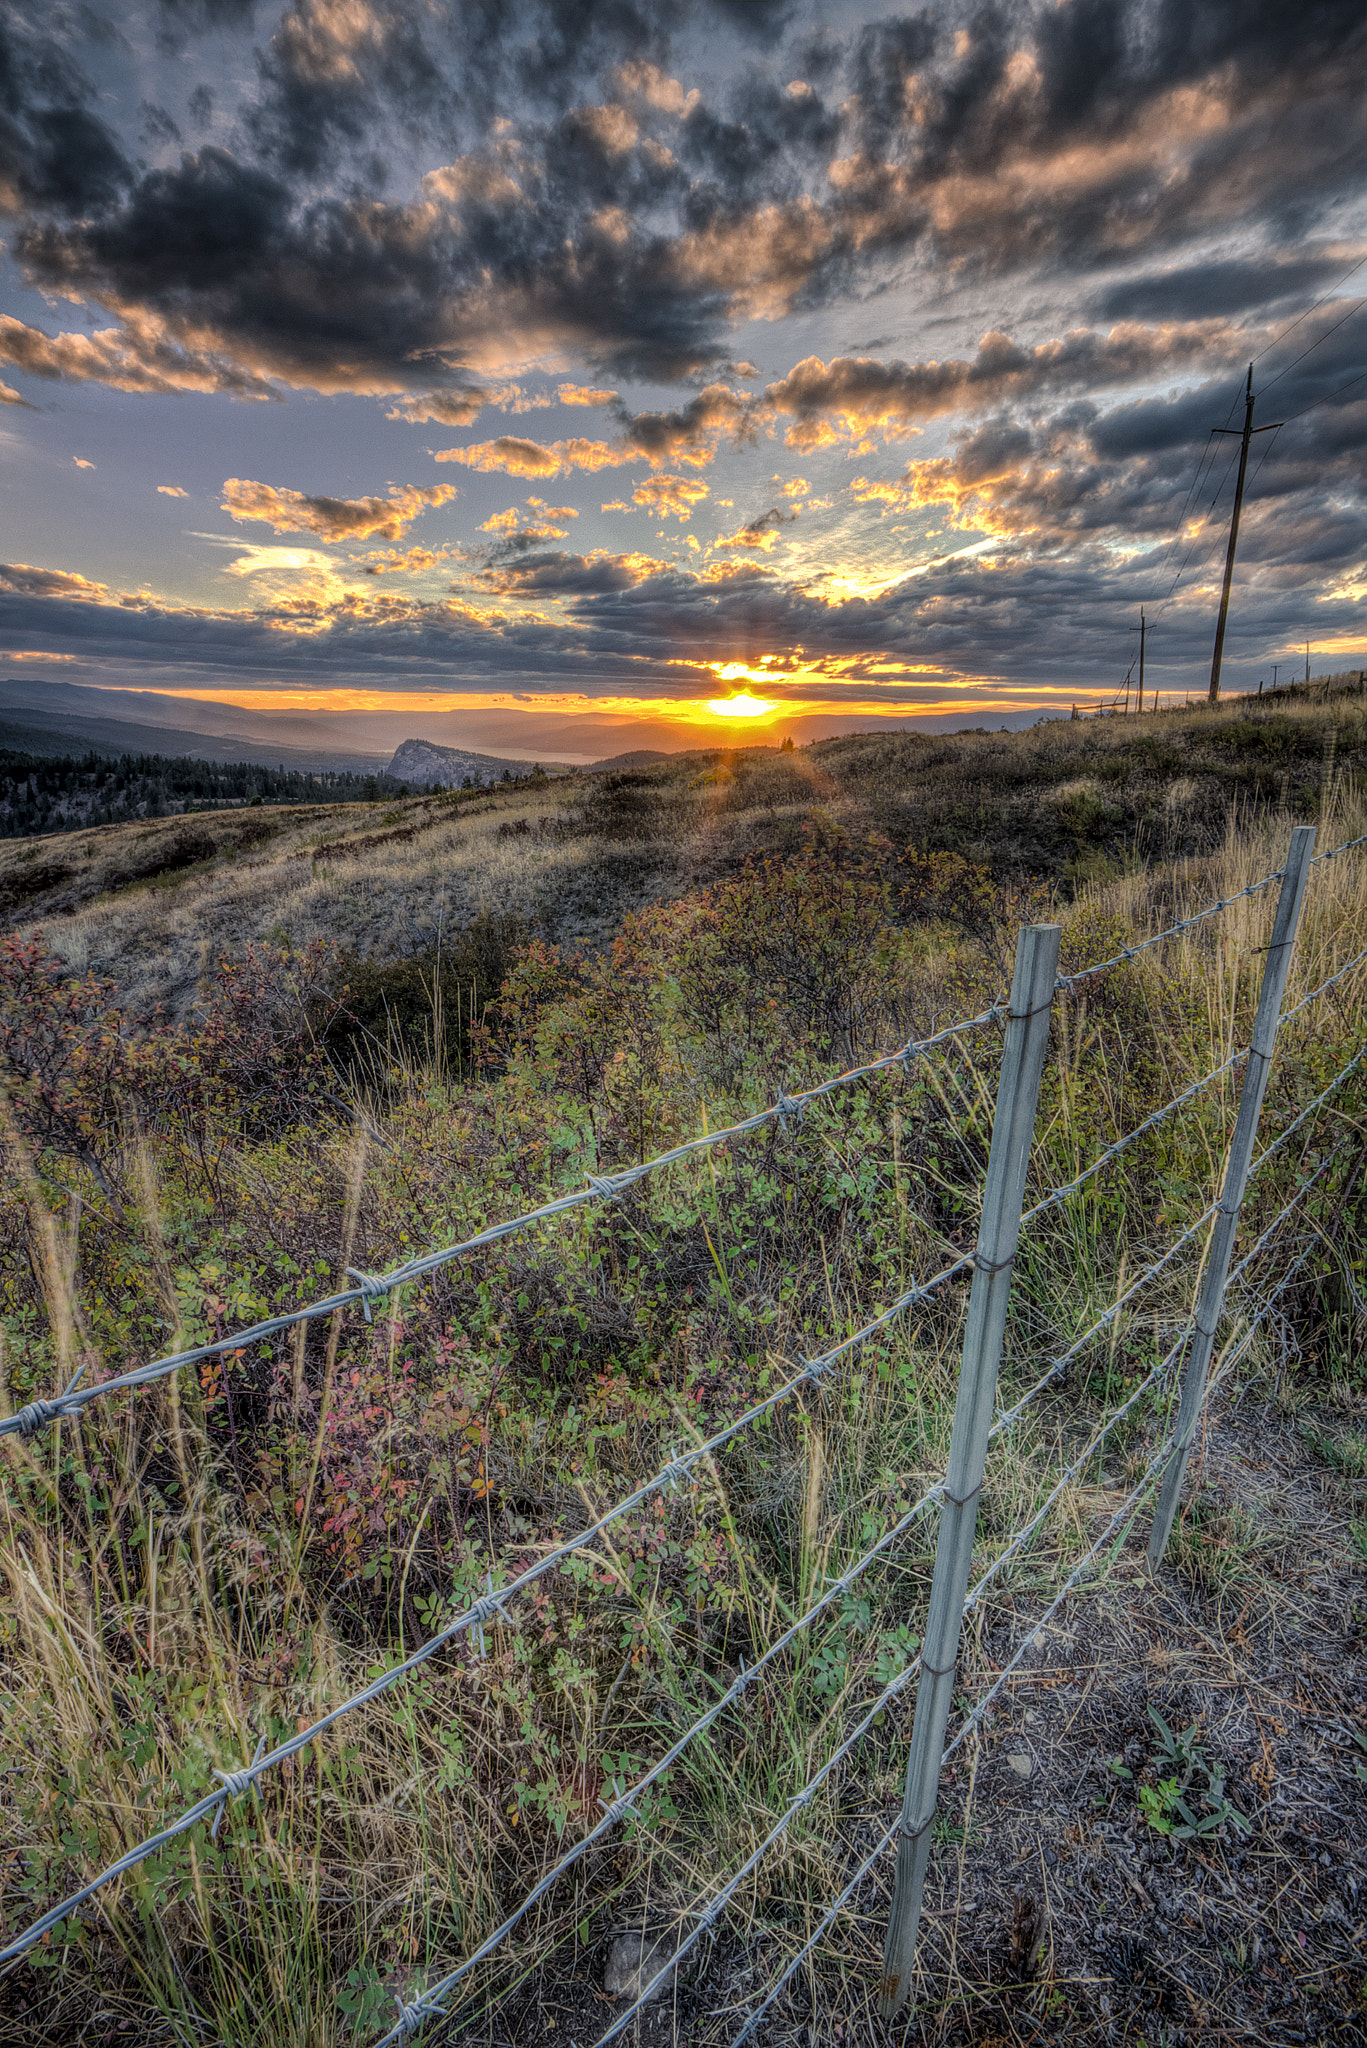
xmin=0 ymin=0 xmax=1364 ymax=763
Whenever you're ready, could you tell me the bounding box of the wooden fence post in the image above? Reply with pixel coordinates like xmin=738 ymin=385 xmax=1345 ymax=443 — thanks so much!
xmin=1146 ymin=824 xmax=1317 ymax=1566
xmin=878 ymin=921 xmax=1061 ymax=2019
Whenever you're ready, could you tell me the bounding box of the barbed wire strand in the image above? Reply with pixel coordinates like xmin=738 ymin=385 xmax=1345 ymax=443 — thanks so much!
xmin=999 ymin=1036 xmax=1360 ymax=1438
xmin=728 ymin=1235 xmax=1317 ymax=2044
xmin=1278 ymin=942 xmax=1367 ymax=1027
xmin=1309 ymin=827 xmax=1367 ymax=867
xmin=1053 ymin=864 xmax=1284 ymax=995
xmin=1020 ymin=1047 xmax=1244 ymax=1226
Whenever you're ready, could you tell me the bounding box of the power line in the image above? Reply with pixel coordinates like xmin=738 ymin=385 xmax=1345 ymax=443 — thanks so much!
xmin=1259 ymin=300 xmax=1366 ymax=396
xmin=1142 ymin=258 xmax=1367 ymax=617
xmin=1276 ymin=371 xmax=1367 ymax=429
xmin=1148 ymin=432 xmax=1243 ymax=621
xmin=1251 ymin=255 xmax=1367 ymax=368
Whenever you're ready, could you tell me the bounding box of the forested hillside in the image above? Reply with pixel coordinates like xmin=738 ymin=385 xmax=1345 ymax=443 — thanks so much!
xmin=0 ymin=748 xmax=412 ymax=838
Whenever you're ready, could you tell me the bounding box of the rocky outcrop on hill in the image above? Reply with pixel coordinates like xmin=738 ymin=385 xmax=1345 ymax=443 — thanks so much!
xmin=386 ymin=738 xmax=545 ymax=787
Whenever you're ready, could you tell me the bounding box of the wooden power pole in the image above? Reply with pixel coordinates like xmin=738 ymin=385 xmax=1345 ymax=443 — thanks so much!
xmin=1208 ymin=366 xmax=1281 ymax=707
xmin=1127 ymin=607 xmax=1147 ymax=713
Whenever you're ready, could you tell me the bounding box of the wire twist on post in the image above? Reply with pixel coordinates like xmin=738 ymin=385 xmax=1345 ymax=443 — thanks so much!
xmin=211 ymin=1735 xmax=267 ymax=1841
xmin=345 ymin=1268 xmax=393 ymax=1323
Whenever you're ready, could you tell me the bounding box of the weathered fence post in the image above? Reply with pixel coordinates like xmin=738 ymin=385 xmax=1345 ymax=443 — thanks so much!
xmin=878 ymin=921 xmax=1060 ymax=2019
xmin=1147 ymin=823 xmax=1316 ymax=1566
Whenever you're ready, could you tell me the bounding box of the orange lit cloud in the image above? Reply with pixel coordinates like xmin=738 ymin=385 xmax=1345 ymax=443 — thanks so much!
xmin=477 ymin=548 xmax=661 ymax=596
xmin=221 ymin=478 xmax=458 ymax=542
xmin=765 ymin=323 xmax=1235 ymax=448
xmin=157 ymin=484 xmax=188 ymax=497
xmin=619 ymin=384 xmax=749 ymax=467
xmin=558 ymin=383 xmax=619 ymax=407
xmin=0 ymin=313 xmax=279 ymax=401
xmin=386 ymin=384 xmax=514 ymax=427
xmin=352 ymin=543 xmax=458 ymax=576
xmin=0 ymin=562 xmax=111 ymax=601
xmin=436 ymin=436 xmax=636 ymax=478
xmin=631 ymin=474 xmax=709 ymax=521
xmin=714 ymin=505 xmax=796 ymax=550
xmin=480 ymin=496 xmax=580 ymax=541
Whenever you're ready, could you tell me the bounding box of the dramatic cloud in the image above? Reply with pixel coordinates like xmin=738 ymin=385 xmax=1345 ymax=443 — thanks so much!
xmin=617 ymin=383 xmax=751 ymax=465
xmin=221 ymin=478 xmax=458 ymax=541
xmin=715 ymin=506 xmax=796 ymax=550
xmin=0 ymin=2 xmax=1362 ymax=730
xmin=2 ymin=0 xmax=1358 ymax=409
xmin=478 ymin=495 xmax=580 ymax=544
xmin=0 ymin=562 xmax=111 ymax=601
xmin=765 ymin=324 xmax=1237 ymax=449
xmin=847 ymin=333 xmax=1367 ymax=558
xmin=435 ymin=437 xmax=636 ymax=478
xmin=630 ymin=474 xmax=710 ymax=521
xmin=478 ymin=549 xmax=661 ymax=596
xmin=0 ymin=313 xmax=278 ymax=400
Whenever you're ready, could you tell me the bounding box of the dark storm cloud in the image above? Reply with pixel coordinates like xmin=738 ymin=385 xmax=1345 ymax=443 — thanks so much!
xmin=155 ymin=0 xmax=256 ymax=54
xmin=1091 ymin=254 xmax=1361 ymax=323
xmin=834 ymin=0 xmax=1365 ymax=278
xmin=764 ymin=322 xmax=1241 ymax=448
xmin=1088 ymin=308 xmax=1366 ymax=459
xmin=3 ymin=0 xmax=1361 ymax=403
xmin=20 ymin=148 xmax=292 ymax=302
xmin=138 ymin=101 xmax=182 ymax=148
xmin=477 ymin=549 xmax=658 ymax=595
xmin=848 ymin=350 xmax=1365 ymax=571
xmin=0 ymin=10 xmax=132 ymax=216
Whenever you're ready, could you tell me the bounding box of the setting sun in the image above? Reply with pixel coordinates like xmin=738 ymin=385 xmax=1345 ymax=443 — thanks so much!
xmin=704 ymin=691 xmax=779 ymax=719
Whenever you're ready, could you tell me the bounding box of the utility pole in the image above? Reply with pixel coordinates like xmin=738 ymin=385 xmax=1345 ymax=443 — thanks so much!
xmin=1305 ymin=641 xmax=1311 ymax=685
xmin=1272 ymin=664 xmax=1280 ymax=692
xmin=1207 ymin=366 xmax=1281 ymax=707
xmin=1127 ymin=607 xmax=1147 ymax=713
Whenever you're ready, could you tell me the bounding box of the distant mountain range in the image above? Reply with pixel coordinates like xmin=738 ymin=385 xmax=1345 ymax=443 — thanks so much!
xmin=0 ymin=677 xmax=390 ymax=773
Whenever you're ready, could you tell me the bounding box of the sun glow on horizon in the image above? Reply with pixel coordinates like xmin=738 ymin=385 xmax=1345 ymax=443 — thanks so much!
xmin=703 ymin=690 xmax=780 ymax=719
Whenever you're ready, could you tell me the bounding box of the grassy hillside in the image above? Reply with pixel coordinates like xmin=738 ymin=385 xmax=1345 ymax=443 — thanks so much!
xmin=2 ymin=679 xmax=1365 ymax=1029
xmin=0 ymin=685 xmax=1363 ymax=2045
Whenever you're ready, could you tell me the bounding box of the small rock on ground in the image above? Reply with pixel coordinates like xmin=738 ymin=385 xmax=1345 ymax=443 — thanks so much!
xmin=603 ymin=1932 xmax=678 ymax=2005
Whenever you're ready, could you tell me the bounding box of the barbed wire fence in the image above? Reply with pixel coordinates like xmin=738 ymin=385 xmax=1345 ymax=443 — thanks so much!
xmin=0 ymin=822 xmax=1362 ymax=2046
